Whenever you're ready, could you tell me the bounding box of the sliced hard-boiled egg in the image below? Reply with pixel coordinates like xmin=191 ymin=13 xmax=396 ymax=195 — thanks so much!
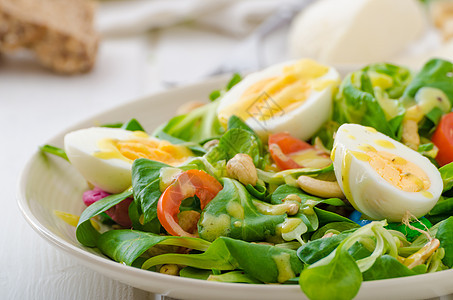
xmin=64 ymin=127 xmax=192 ymax=194
xmin=217 ymin=59 xmax=340 ymax=141
xmin=331 ymin=123 xmax=442 ymax=222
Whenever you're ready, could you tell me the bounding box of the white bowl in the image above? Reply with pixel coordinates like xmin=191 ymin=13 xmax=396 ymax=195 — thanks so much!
xmin=17 ymin=78 xmax=453 ymax=300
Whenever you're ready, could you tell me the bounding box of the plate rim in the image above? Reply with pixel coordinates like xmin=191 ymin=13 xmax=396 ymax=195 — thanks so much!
xmin=16 ymin=78 xmax=453 ymax=299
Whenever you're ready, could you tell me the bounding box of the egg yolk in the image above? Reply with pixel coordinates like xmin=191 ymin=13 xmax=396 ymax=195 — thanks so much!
xmin=353 ymin=150 xmax=431 ymax=193
xmin=218 ymin=59 xmax=336 ymax=126
xmin=94 ymin=132 xmax=192 ymax=166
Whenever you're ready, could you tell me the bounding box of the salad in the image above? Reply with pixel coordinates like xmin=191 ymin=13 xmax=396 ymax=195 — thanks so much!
xmin=43 ymin=58 xmax=453 ymax=300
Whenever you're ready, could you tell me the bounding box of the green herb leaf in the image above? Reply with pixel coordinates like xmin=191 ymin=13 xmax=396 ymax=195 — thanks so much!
xmin=131 ymin=158 xmax=170 ymax=225
xmin=435 ymin=216 xmax=453 ymax=267
xmin=97 ymin=229 xmax=211 ymax=266
xmin=40 ymin=145 xmax=69 ymax=161
xmin=207 ymin=271 xmax=261 ymax=284
xmin=440 ymin=162 xmax=453 ymax=193
xmin=198 ymin=178 xmax=285 ymax=242
xmin=362 ymin=255 xmax=418 ymax=280
xmin=76 ymin=188 xmax=133 ymax=247
xmin=121 ymin=118 xmax=146 ymax=132
xmin=143 ymin=236 xmax=302 ymax=284
xmin=299 ymin=248 xmax=362 ymax=300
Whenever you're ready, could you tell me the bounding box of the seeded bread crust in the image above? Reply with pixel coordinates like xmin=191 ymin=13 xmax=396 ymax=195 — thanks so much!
xmin=0 ymin=0 xmax=99 ymax=74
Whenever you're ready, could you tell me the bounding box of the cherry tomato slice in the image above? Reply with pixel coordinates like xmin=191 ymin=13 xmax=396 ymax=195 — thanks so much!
xmin=157 ymin=169 xmax=223 ymax=237
xmin=432 ymin=112 xmax=453 ymax=166
xmin=268 ymin=132 xmax=313 ymax=170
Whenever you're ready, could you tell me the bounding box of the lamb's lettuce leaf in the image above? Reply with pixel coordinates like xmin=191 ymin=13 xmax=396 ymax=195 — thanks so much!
xmin=402 ymin=58 xmax=453 ymax=106
xmin=435 ymin=216 xmax=453 ymax=267
xmin=76 ymin=188 xmax=133 ymax=247
xmin=440 ymin=162 xmax=453 ymax=193
xmin=333 ymin=63 xmax=412 ymax=140
xmin=142 ymin=236 xmax=303 ymax=283
xmin=153 ymin=99 xmax=224 ymax=144
xmin=96 ymin=229 xmax=210 ymax=266
xmin=131 ymin=159 xmax=170 ymax=226
xmin=198 ymin=178 xmax=286 ymax=242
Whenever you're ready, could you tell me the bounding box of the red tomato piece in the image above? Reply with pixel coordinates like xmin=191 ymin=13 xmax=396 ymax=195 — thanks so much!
xmin=268 ymin=132 xmax=313 ymax=170
xmin=432 ymin=112 xmax=453 ymax=166
xmin=157 ymin=169 xmax=223 ymax=237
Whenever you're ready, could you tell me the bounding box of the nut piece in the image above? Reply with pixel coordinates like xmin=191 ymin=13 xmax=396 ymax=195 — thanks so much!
xmin=226 ymin=153 xmax=258 ymax=186
xmin=297 ymin=176 xmax=345 ymax=199
xmin=286 ymin=203 xmax=300 ymax=216
xmin=283 ymin=194 xmax=302 ymax=203
xmin=401 ymin=119 xmax=420 ymax=150
xmin=322 ymin=232 xmax=336 ymax=239
xmin=159 ymin=264 xmax=180 ymax=276
xmin=177 ymin=210 xmax=201 ymax=234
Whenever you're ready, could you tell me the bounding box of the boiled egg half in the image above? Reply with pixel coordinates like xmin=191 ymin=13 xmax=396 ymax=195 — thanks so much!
xmin=217 ymin=59 xmax=340 ymax=141
xmin=331 ymin=124 xmax=442 ymax=222
xmin=64 ymin=127 xmax=192 ymax=194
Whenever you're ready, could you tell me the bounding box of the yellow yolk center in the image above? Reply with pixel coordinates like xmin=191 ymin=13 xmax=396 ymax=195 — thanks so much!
xmin=93 ymin=132 xmax=192 ymax=166
xmin=218 ymin=59 xmax=336 ymax=125
xmin=354 ymin=150 xmax=431 ymax=193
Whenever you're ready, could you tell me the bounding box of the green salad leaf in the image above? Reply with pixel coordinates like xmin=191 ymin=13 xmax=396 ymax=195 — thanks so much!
xmin=402 ymin=58 xmax=453 ymax=106
xmin=40 ymin=145 xmax=69 ymax=161
xmin=300 ymin=247 xmax=362 ymax=300
xmin=198 ymin=178 xmax=286 ymax=242
xmin=362 ymin=255 xmax=421 ymax=280
xmin=333 ymin=63 xmax=412 ymax=140
xmin=153 ymin=99 xmax=224 ymax=144
xmin=142 ymin=236 xmax=302 ymax=283
xmin=76 ymin=188 xmax=133 ymax=247
xmin=96 ymin=229 xmax=210 ymax=266
xmin=440 ymin=162 xmax=453 ymax=193
xmin=436 ymin=216 xmax=453 ymax=267
xmin=131 ymin=159 xmax=170 ymax=227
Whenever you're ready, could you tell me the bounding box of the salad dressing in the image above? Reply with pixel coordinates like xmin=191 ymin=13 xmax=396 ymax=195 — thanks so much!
xmin=198 ymin=213 xmax=231 ymax=242
xmin=226 ymin=201 xmax=245 ymax=220
xmin=272 ymin=252 xmax=296 ymax=283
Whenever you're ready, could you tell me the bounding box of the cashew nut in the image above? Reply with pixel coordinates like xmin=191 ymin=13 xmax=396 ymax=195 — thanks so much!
xmin=159 ymin=264 xmax=180 ymax=276
xmin=177 ymin=210 xmax=201 ymax=234
xmin=286 ymin=203 xmax=300 ymax=216
xmin=297 ymin=176 xmax=345 ymax=199
xmin=322 ymin=232 xmax=336 ymax=239
xmin=226 ymin=153 xmax=258 ymax=186
xmin=283 ymin=194 xmax=302 ymax=203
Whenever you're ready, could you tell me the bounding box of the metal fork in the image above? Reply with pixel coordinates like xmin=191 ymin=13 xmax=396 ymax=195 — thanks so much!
xmin=162 ymin=0 xmax=315 ymax=87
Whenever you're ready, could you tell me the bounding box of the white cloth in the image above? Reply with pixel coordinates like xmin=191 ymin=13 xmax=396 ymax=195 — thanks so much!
xmin=97 ymin=0 xmax=299 ymax=37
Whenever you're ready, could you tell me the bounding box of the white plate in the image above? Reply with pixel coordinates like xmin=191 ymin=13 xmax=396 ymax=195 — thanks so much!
xmin=17 ymin=78 xmax=453 ymax=300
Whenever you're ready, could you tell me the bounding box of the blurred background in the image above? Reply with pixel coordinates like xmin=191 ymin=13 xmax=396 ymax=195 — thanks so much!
xmin=2 ymin=0 xmax=453 ymax=299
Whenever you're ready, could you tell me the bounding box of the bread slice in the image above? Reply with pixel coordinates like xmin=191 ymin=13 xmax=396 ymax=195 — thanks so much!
xmin=0 ymin=0 xmax=99 ymax=74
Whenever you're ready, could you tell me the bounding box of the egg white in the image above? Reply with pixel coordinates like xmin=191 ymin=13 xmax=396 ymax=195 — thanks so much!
xmin=217 ymin=60 xmax=340 ymax=141
xmin=65 ymin=127 xmax=145 ymax=194
xmin=332 ymin=124 xmax=442 ymax=222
